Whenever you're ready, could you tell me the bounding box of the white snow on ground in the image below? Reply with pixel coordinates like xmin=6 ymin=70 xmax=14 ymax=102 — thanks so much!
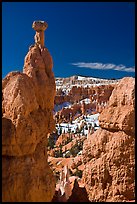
xmin=77 ymin=76 xmax=86 ymax=80
xmin=54 ymin=97 xmax=92 ymax=113
xmin=56 ymin=113 xmax=100 ymax=136
xmin=55 ymin=75 xmax=119 ymax=92
xmin=77 ymin=75 xmax=105 ymax=81
xmin=80 ymin=98 xmax=91 ymax=104
xmin=54 ymin=75 xmax=119 ymax=135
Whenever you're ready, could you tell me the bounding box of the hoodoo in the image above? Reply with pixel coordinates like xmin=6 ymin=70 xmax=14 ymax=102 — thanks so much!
xmin=2 ymin=21 xmax=56 ymax=202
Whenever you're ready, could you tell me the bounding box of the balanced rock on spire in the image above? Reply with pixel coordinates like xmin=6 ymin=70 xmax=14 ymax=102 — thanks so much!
xmin=2 ymin=20 xmax=56 ymax=202
xmin=32 ymin=21 xmax=48 ymax=48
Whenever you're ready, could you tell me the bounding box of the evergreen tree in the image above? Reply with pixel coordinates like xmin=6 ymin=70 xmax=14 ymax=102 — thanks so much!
xmin=47 ymin=135 xmax=55 ymax=149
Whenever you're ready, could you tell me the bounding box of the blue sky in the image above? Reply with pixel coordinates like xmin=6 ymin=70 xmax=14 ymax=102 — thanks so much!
xmin=2 ymin=2 xmax=135 ymax=79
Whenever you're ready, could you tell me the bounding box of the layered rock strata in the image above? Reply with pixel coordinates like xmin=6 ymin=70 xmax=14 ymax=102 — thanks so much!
xmin=55 ymin=84 xmax=115 ymax=105
xmin=2 ymin=21 xmax=56 ymax=202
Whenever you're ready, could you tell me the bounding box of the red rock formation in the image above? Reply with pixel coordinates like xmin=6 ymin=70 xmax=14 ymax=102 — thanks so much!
xmin=62 ymin=136 xmax=86 ymax=154
xmin=69 ymin=86 xmax=88 ymax=102
xmin=81 ymin=101 xmax=86 ymax=115
xmin=52 ymin=169 xmax=90 ymax=202
xmin=2 ymin=21 xmax=56 ymax=202
xmin=55 ymin=95 xmax=72 ymax=105
xmin=67 ymin=178 xmax=90 ymax=202
xmin=70 ymin=155 xmax=83 ymax=170
xmin=99 ymin=77 xmax=135 ymax=135
xmin=82 ymin=77 xmax=135 ymax=202
xmin=55 ymin=133 xmax=71 ymax=147
xmin=54 ymin=84 xmax=115 ymax=123
xmin=54 ymin=103 xmax=81 ymax=123
xmin=55 ymin=84 xmax=115 ymax=106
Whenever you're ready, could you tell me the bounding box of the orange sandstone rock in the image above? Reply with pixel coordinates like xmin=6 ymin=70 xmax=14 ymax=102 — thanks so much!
xmin=2 ymin=20 xmax=56 ymax=202
xmin=32 ymin=20 xmax=48 ymax=48
xmin=82 ymin=77 xmax=135 ymax=202
xmin=99 ymin=77 xmax=135 ymax=134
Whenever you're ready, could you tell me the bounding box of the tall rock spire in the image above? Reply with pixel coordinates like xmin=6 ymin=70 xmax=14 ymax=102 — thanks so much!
xmin=32 ymin=21 xmax=48 ymax=48
xmin=2 ymin=20 xmax=56 ymax=202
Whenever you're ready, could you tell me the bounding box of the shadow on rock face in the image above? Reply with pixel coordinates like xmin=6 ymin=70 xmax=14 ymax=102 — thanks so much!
xmin=52 ymin=179 xmax=90 ymax=202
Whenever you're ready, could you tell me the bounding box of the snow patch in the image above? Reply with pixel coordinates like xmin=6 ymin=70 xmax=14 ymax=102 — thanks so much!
xmin=56 ymin=113 xmax=100 ymax=136
xmin=54 ymin=102 xmax=72 ymax=112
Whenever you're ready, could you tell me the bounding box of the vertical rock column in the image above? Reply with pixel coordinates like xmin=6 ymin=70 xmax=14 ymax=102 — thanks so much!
xmin=32 ymin=20 xmax=48 ymax=48
xmin=2 ymin=21 xmax=56 ymax=202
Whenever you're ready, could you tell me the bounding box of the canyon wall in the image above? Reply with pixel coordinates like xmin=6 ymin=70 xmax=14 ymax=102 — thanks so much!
xmin=54 ymin=84 xmax=115 ymax=123
xmin=82 ymin=77 xmax=135 ymax=202
xmin=55 ymin=84 xmax=115 ymax=105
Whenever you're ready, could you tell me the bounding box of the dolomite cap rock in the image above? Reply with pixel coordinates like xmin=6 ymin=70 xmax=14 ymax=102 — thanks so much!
xmin=32 ymin=21 xmax=48 ymax=31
